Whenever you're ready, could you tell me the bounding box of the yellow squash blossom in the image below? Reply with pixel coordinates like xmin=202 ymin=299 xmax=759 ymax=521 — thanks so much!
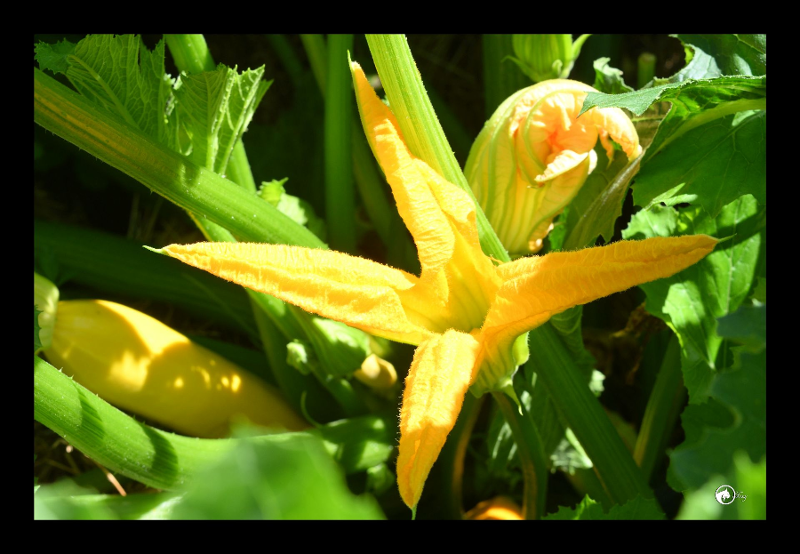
xmin=153 ymin=63 xmax=716 ymax=510
xmin=465 ymin=79 xmax=642 ymax=255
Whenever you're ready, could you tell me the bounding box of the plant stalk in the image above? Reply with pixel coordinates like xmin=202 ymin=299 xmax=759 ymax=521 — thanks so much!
xmin=34 ymin=68 xmax=323 ymax=248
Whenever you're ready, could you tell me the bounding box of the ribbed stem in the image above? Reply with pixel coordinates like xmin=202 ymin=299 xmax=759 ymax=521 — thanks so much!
xmin=526 ymin=325 xmax=653 ymax=504
xmin=35 ymin=356 xmax=391 ymax=488
xmin=34 ymin=68 xmax=323 ymax=248
xmin=33 ymin=219 xmax=254 ymax=333
xmin=492 ymin=391 xmax=548 ymax=520
xmin=634 ymin=334 xmax=685 ymax=481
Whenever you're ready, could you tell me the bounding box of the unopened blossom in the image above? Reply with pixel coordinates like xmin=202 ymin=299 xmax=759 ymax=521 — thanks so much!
xmin=465 ymin=79 xmax=642 ymax=255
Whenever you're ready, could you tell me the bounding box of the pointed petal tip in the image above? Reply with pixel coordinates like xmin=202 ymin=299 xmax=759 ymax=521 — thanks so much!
xmin=397 ymin=331 xmax=480 ymax=509
xmin=142 ymin=245 xmax=166 ymax=255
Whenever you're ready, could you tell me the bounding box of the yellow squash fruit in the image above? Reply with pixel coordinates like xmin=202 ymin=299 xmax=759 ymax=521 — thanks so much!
xmin=44 ymin=299 xmax=308 ymax=438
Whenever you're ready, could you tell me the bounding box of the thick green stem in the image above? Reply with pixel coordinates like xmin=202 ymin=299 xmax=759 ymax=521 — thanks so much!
xmin=35 ymin=68 xmax=322 ymax=248
xmin=35 ymin=357 xmax=391 ymax=488
xmin=526 ymin=325 xmax=653 ymax=504
xmin=35 ymin=355 xmax=247 ymax=490
xmin=33 ymin=219 xmax=254 ymax=334
xmin=634 ymin=334 xmax=685 ymax=481
xmin=324 ymin=34 xmax=356 ymax=253
xmin=164 ymin=34 xmax=215 ymax=73
xmin=492 ymin=391 xmax=548 ymax=520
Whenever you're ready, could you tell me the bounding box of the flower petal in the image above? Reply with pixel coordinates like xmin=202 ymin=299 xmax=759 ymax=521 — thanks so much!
xmin=526 ymin=151 xmax=595 ymax=253
xmin=483 ymin=235 xmax=718 ymax=345
xmin=352 ymin=62 xmax=456 ymax=282
xmin=351 ymin=62 xmax=500 ymax=329
xmin=160 ymin=242 xmax=434 ymax=345
xmin=533 ymin=149 xmax=590 ymax=184
xmin=397 ymin=329 xmax=480 ymax=509
xmin=588 ymin=106 xmax=643 ymax=161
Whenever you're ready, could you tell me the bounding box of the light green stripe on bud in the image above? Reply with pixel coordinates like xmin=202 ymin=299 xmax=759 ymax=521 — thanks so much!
xmin=34 ymin=273 xmax=59 ymax=354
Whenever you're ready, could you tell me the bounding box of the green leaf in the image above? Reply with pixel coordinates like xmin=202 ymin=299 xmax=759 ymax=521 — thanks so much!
xmin=562 ymin=146 xmax=638 ymax=250
xmin=580 ymin=86 xmax=667 ymax=117
xmin=48 ymin=35 xmax=181 ymax=152
xmin=34 ymin=38 xmax=76 ymax=74
xmin=752 ymin=277 xmax=766 ymax=304
xmin=35 ymin=489 xmax=180 ymax=520
xmin=548 ymin=307 xmax=597 ymax=374
xmin=677 ymin=452 xmax=766 ymax=520
xmin=257 ymin=178 xmax=326 ymax=240
xmin=716 ymin=304 xmax=766 ymax=353
xmin=635 ymin=110 xmax=766 ymax=218
xmin=276 ymin=194 xmax=327 ymax=242
xmin=622 ymin=197 xmax=764 ymax=403
xmin=674 ymin=35 xmax=766 ymax=79
xmin=604 ymin=496 xmax=665 ymax=520
xmin=580 ymin=75 xmax=765 ymax=117
xmin=35 ymin=481 xmax=118 ymax=520
xmin=545 ymin=495 xmax=603 ymax=520
xmin=581 ymin=71 xmax=766 ymax=218
xmin=551 ymin=428 xmax=592 ymax=473
xmin=317 ymin=416 xmax=396 ymax=475
xmin=365 ymin=463 xmax=395 ymax=495
xmin=34 ymin=305 xmax=43 ymax=354
xmin=174 ymin=65 xmax=270 ymax=174
xmin=545 ymin=495 xmax=664 ymax=520
xmin=258 ymin=177 xmax=289 ymax=206
xmin=169 ymin=432 xmax=384 ymax=519
xmin=668 ymin=344 xmax=766 ymax=491
xmin=592 ymin=57 xmax=633 ymax=94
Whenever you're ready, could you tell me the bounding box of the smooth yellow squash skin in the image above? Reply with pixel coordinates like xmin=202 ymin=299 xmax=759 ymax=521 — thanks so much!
xmin=44 ymin=300 xmax=307 ymax=438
